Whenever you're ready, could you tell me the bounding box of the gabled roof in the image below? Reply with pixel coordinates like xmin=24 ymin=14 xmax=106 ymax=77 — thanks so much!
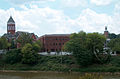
xmin=7 ymin=16 xmax=15 ymax=23
xmin=44 ymin=34 xmax=70 ymax=37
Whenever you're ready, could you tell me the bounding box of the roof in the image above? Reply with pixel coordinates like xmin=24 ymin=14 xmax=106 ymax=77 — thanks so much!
xmin=7 ymin=16 xmax=15 ymax=23
xmin=43 ymin=34 xmax=70 ymax=37
xmin=3 ymin=31 xmax=38 ymax=40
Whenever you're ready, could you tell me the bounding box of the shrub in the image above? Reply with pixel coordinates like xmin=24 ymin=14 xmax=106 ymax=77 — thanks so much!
xmin=4 ymin=49 xmax=22 ymax=64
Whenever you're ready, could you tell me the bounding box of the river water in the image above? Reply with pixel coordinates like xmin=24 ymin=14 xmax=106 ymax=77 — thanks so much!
xmin=0 ymin=71 xmax=120 ymax=79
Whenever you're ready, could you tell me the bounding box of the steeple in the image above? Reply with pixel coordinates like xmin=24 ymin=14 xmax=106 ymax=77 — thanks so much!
xmin=104 ymin=26 xmax=109 ymax=38
xmin=7 ymin=16 xmax=16 ymax=35
xmin=105 ymin=26 xmax=107 ymax=31
xmin=7 ymin=16 xmax=15 ymax=23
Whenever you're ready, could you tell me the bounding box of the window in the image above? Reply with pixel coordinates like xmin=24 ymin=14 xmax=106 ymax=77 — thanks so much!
xmin=56 ymin=43 xmax=57 ymax=45
xmin=59 ymin=43 xmax=61 ymax=45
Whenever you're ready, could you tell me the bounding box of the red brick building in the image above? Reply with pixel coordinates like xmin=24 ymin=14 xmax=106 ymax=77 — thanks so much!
xmin=3 ymin=16 xmax=38 ymax=48
xmin=39 ymin=34 xmax=70 ymax=52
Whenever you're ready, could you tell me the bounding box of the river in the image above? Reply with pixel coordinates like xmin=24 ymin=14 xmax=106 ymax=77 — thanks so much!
xmin=0 ymin=71 xmax=120 ymax=79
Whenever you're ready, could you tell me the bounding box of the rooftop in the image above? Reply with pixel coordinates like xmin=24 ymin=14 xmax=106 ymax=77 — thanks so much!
xmin=7 ymin=16 xmax=15 ymax=23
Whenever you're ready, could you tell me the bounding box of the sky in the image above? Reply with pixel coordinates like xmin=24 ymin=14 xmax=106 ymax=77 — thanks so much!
xmin=0 ymin=0 xmax=120 ymax=36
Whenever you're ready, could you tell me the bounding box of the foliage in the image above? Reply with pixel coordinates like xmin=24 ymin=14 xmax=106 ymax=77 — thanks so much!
xmin=109 ymin=33 xmax=117 ymax=39
xmin=4 ymin=49 xmax=22 ymax=64
xmin=110 ymin=56 xmax=120 ymax=67
xmin=0 ymin=37 xmax=10 ymax=50
xmin=79 ymin=73 xmax=103 ymax=79
xmin=32 ymin=43 xmax=40 ymax=52
xmin=108 ymin=38 xmax=120 ymax=52
xmin=34 ymin=40 xmax=42 ymax=50
xmin=21 ymin=43 xmax=38 ymax=65
xmin=64 ymin=37 xmax=93 ymax=66
xmin=64 ymin=31 xmax=110 ymax=66
xmin=33 ymin=40 xmax=42 ymax=52
xmin=10 ymin=39 xmax=16 ymax=49
xmin=16 ymin=33 xmax=33 ymax=48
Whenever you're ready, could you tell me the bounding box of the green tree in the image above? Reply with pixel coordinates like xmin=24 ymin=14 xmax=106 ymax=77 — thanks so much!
xmin=86 ymin=33 xmax=110 ymax=64
xmin=16 ymin=33 xmax=33 ymax=48
xmin=33 ymin=40 xmax=42 ymax=52
xmin=32 ymin=43 xmax=40 ymax=52
xmin=21 ymin=43 xmax=38 ymax=65
xmin=4 ymin=49 xmax=22 ymax=64
xmin=108 ymin=38 xmax=120 ymax=54
xmin=64 ymin=37 xmax=93 ymax=66
xmin=10 ymin=39 xmax=16 ymax=49
xmin=0 ymin=37 xmax=10 ymax=50
xmin=64 ymin=31 xmax=110 ymax=66
xmin=109 ymin=33 xmax=117 ymax=39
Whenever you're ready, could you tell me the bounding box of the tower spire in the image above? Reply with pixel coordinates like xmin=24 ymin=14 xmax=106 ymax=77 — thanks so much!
xmin=104 ymin=26 xmax=109 ymax=38
xmin=7 ymin=16 xmax=16 ymax=34
xmin=105 ymin=26 xmax=107 ymax=31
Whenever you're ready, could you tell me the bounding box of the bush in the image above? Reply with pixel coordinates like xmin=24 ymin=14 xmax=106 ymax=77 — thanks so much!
xmin=21 ymin=43 xmax=38 ymax=65
xmin=110 ymin=56 xmax=120 ymax=67
xmin=4 ymin=49 xmax=22 ymax=64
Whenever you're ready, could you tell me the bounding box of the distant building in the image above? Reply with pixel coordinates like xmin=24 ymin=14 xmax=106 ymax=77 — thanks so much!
xmin=3 ymin=16 xmax=38 ymax=48
xmin=39 ymin=34 xmax=70 ymax=52
xmin=104 ymin=26 xmax=109 ymax=38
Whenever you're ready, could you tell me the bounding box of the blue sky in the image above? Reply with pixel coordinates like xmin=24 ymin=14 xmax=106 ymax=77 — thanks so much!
xmin=0 ymin=0 xmax=120 ymax=36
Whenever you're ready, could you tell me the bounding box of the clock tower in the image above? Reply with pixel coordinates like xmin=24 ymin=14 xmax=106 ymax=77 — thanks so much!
xmin=7 ymin=16 xmax=15 ymax=35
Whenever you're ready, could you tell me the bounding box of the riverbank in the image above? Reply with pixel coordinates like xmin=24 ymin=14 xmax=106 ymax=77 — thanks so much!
xmin=0 ymin=70 xmax=120 ymax=76
xmin=0 ymin=55 xmax=120 ymax=73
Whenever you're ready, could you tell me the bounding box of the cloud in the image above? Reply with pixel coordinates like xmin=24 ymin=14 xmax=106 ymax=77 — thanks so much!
xmin=0 ymin=4 xmax=119 ymax=37
xmin=62 ymin=0 xmax=88 ymax=7
xmin=6 ymin=0 xmax=55 ymax=5
xmin=0 ymin=6 xmax=76 ymax=36
xmin=111 ymin=2 xmax=120 ymax=33
xmin=91 ymin=0 xmax=113 ymax=6
xmin=76 ymin=8 xmax=112 ymax=33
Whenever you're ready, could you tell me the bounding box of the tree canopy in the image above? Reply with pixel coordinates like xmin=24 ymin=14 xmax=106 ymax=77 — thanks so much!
xmin=64 ymin=31 xmax=109 ymax=66
xmin=21 ymin=43 xmax=38 ymax=65
xmin=0 ymin=37 xmax=10 ymax=50
xmin=108 ymin=38 xmax=120 ymax=52
xmin=16 ymin=33 xmax=33 ymax=48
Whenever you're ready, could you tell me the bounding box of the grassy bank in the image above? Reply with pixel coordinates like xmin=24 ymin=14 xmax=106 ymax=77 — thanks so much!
xmin=0 ymin=55 xmax=120 ymax=72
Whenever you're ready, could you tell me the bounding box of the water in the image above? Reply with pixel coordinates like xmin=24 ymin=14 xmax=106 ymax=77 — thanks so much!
xmin=0 ymin=71 xmax=120 ymax=79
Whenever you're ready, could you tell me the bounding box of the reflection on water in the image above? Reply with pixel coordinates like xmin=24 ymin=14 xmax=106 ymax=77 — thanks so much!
xmin=0 ymin=71 xmax=120 ymax=79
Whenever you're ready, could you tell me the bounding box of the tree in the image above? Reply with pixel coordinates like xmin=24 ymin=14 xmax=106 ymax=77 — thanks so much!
xmin=33 ymin=40 xmax=42 ymax=52
xmin=32 ymin=43 xmax=40 ymax=52
xmin=16 ymin=33 xmax=33 ymax=48
xmin=0 ymin=37 xmax=10 ymax=50
xmin=4 ymin=49 xmax=22 ymax=64
xmin=64 ymin=31 xmax=110 ymax=66
xmin=21 ymin=43 xmax=38 ymax=65
xmin=10 ymin=39 xmax=16 ymax=49
xmin=64 ymin=37 xmax=93 ymax=66
xmin=86 ymin=33 xmax=110 ymax=64
xmin=109 ymin=33 xmax=117 ymax=39
xmin=108 ymin=38 xmax=120 ymax=54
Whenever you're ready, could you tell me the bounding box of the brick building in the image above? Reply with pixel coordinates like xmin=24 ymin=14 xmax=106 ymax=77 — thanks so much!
xmin=39 ymin=34 xmax=70 ymax=52
xmin=3 ymin=16 xmax=38 ymax=48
